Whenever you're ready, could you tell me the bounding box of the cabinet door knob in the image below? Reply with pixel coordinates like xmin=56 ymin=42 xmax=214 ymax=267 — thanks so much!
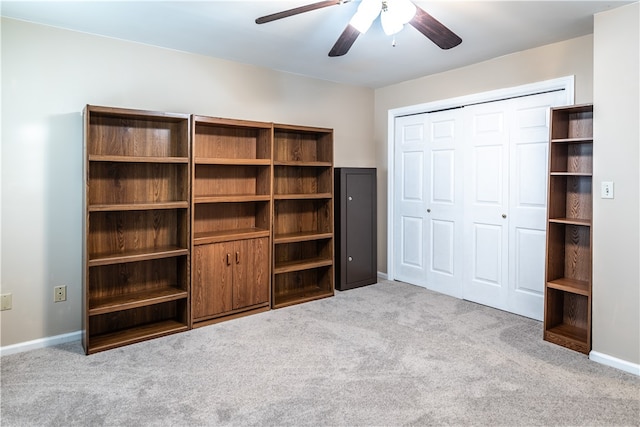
xmin=226 ymin=253 xmax=231 ymax=266
xmin=348 ymin=256 xmax=353 ymax=262
xmin=502 ymin=214 xmax=507 ymax=219
xmin=427 ymin=209 xmax=431 ymax=213
xmin=348 ymin=196 xmax=353 ymax=201
xmin=236 ymin=252 xmax=240 ymax=264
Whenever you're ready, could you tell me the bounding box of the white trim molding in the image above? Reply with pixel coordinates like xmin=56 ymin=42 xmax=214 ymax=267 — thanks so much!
xmin=590 ymin=351 xmax=640 ymax=376
xmin=0 ymin=330 xmax=81 ymax=357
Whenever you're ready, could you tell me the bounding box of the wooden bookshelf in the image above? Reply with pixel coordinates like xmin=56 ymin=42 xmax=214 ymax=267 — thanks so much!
xmin=544 ymin=104 xmax=593 ymax=354
xmin=83 ymin=105 xmax=190 ymax=354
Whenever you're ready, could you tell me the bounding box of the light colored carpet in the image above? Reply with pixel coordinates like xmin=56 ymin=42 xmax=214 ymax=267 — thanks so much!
xmin=1 ymin=280 xmax=639 ymax=426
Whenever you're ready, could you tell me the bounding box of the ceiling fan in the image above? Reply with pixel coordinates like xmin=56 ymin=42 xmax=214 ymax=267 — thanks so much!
xmin=255 ymin=0 xmax=462 ymax=57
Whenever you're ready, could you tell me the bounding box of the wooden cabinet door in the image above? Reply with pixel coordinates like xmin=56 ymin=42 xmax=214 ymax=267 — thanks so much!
xmin=192 ymin=242 xmax=233 ymax=319
xmin=233 ymin=237 xmax=270 ymax=309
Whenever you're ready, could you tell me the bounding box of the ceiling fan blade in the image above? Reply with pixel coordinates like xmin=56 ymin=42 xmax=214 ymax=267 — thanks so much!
xmin=256 ymin=0 xmax=342 ymax=24
xmin=409 ymin=6 xmax=462 ymax=50
xmin=328 ymin=24 xmax=360 ymax=57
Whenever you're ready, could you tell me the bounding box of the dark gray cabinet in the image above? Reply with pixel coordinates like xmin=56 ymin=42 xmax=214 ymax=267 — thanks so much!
xmin=334 ymin=168 xmax=377 ymax=291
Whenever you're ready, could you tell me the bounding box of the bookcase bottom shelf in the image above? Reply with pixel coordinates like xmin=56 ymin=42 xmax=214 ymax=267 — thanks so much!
xmin=273 ymin=287 xmax=334 ymax=309
xmin=272 ymin=265 xmax=334 ymax=309
xmin=86 ymin=320 xmax=188 ymax=354
xmin=544 ymin=324 xmax=589 ymax=354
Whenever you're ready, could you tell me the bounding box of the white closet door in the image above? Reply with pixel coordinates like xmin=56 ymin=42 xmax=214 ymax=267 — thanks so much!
xmin=394 ymin=114 xmax=428 ymax=286
xmin=394 ymin=111 xmax=463 ymax=296
xmin=462 ymin=100 xmax=510 ymax=311
xmin=507 ymin=90 xmax=567 ymax=320
xmin=425 ymin=109 xmax=463 ymax=298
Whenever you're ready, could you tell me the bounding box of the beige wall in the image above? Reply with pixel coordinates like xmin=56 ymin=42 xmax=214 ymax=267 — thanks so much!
xmin=592 ymin=2 xmax=640 ymax=365
xmin=0 ymin=18 xmax=374 ymax=346
xmin=374 ymin=34 xmax=595 ymax=275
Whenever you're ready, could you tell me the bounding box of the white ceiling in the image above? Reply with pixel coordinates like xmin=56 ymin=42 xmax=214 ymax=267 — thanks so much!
xmin=1 ymin=0 xmax=633 ymax=88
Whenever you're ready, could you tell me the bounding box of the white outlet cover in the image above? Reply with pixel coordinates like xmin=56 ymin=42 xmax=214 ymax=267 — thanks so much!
xmin=601 ymin=181 xmax=614 ymax=199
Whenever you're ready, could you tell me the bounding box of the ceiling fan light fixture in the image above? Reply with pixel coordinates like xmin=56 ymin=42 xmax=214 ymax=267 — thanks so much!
xmin=381 ymin=0 xmax=417 ymax=36
xmin=349 ymin=0 xmax=381 ymax=33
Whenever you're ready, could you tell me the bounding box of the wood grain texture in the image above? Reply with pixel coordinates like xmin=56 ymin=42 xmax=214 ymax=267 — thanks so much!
xmin=88 ymin=210 xmax=187 ymax=260
xmin=550 ymin=105 xmax=593 ymax=140
xmin=88 ymin=114 xmax=188 ymax=158
xmin=192 ymin=242 xmax=233 ymax=319
xmin=272 ymin=125 xmax=334 ymax=307
xmin=193 ymin=202 xmax=270 ymax=236
xmin=89 ymin=162 xmax=188 ymax=205
xmin=193 ymin=123 xmax=271 ymax=160
xmin=88 ymin=257 xmax=186 ymax=302
xmin=194 ymin=165 xmax=270 ymax=198
xmin=192 ymin=238 xmax=269 ymax=320
xmin=409 ymin=6 xmax=462 ymax=50
xmin=328 ymin=24 xmax=360 ymax=57
xmin=273 ymin=199 xmax=332 ymax=236
xmin=84 ymin=106 xmax=191 ymax=354
xmin=255 ymin=0 xmax=340 ymax=24
xmin=274 ymin=165 xmax=331 ymax=195
xmin=88 ymin=300 xmax=183 ymax=336
xmin=544 ymin=104 xmax=592 ymax=354
xmin=233 ymin=238 xmax=270 ymax=309
xmin=274 ymin=129 xmax=332 ymax=163
xmin=274 ymin=239 xmax=332 ymax=273
xmin=273 ymin=267 xmax=333 ymax=308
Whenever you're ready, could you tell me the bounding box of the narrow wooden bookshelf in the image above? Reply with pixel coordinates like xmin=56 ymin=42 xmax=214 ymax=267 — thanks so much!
xmin=272 ymin=124 xmax=335 ymax=308
xmin=83 ymin=105 xmax=191 ymax=354
xmin=190 ymin=116 xmax=272 ymax=326
xmin=544 ymin=104 xmax=593 ymax=354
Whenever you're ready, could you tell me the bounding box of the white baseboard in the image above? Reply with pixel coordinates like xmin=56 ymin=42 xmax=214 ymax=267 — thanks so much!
xmin=0 ymin=331 xmax=82 ymax=357
xmin=377 ymin=271 xmax=388 ymax=280
xmin=590 ymin=350 xmax=640 ymax=376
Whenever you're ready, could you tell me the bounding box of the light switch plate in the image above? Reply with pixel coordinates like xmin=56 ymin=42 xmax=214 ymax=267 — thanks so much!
xmin=601 ymin=181 xmax=614 ymax=199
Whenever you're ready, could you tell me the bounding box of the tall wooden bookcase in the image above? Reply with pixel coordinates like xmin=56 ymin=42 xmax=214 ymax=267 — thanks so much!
xmin=544 ymin=104 xmax=593 ymax=354
xmin=190 ymin=116 xmax=272 ymax=327
xmin=272 ymin=124 xmax=335 ymax=308
xmin=83 ymin=106 xmax=191 ymax=354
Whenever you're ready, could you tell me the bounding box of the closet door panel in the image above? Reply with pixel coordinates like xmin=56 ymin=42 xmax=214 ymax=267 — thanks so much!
xmin=426 ymin=110 xmax=463 ymax=298
xmin=394 ymin=116 xmax=428 ymax=286
xmin=463 ymin=102 xmax=510 ymax=310
xmin=430 ymin=219 xmax=455 ymax=276
xmin=508 ymin=90 xmax=567 ymax=319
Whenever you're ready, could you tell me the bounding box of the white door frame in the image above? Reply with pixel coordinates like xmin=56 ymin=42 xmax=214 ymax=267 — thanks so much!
xmin=387 ymin=76 xmax=575 ymax=281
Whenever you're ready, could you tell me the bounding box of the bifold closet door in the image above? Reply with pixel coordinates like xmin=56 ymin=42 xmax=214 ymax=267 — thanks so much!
xmin=462 ymin=90 xmax=567 ymax=320
xmin=393 ymin=110 xmax=463 ymax=298
xmin=394 ymin=90 xmax=567 ymax=321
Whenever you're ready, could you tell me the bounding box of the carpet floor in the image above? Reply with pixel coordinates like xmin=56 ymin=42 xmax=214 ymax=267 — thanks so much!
xmin=1 ymin=280 xmax=639 ymax=426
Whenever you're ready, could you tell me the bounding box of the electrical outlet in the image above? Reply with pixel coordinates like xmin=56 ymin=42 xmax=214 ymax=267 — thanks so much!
xmin=54 ymin=286 xmax=67 ymax=303
xmin=1 ymin=294 xmax=12 ymax=311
